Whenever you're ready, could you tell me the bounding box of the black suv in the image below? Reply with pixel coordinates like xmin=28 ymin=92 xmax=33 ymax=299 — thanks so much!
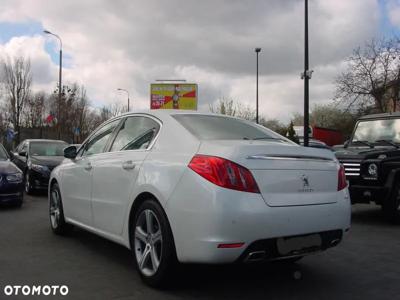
xmin=335 ymin=112 xmax=400 ymax=221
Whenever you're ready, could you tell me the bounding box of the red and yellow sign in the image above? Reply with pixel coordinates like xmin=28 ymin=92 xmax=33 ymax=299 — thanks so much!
xmin=150 ymin=83 xmax=197 ymax=110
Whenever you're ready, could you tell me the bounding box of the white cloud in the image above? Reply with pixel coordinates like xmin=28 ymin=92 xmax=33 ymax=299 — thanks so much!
xmin=0 ymin=35 xmax=58 ymax=91
xmin=0 ymin=0 xmax=381 ymax=122
xmin=387 ymin=0 xmax=400 ymax=27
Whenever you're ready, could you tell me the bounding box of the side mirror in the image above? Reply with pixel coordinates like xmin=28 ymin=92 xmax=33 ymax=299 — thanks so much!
xmin=344 ymin=140 xmax=349 ymax=148
xmin=18 ymin=151 xmax=27 ymax=157
xmin=64 ymin=146 xmax=77 ymax=159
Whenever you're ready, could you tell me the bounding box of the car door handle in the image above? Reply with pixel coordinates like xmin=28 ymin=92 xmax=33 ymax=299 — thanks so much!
xmin=84 ymin=163 xmax=92 ymax=171
xmin=122 ymin=161 xmax=135 ymax=170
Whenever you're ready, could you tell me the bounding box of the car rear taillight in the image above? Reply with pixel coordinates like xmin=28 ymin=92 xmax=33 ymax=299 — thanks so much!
xmin=338 ymin=164 xmax=347 ymax=191
xmin=188 ymin=155 xmax=260 ymax=193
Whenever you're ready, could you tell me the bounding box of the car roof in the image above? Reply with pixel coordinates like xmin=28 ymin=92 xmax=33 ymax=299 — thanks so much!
xmin=117 ymin=110 xmax=250 ymax=123
xmin=358 ymin=112 xmax=400 ymax=120
xmin=120 ymin=109 xmax=219 ymax=118
xmin=24 ymin=139 xmax=67 ymax=143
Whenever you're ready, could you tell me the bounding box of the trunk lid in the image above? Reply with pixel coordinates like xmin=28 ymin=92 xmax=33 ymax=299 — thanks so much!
xmin=198 ymin=140 xmax=339 ymax=207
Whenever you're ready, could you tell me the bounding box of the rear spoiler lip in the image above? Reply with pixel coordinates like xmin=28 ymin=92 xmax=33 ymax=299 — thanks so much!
xmin=246 ymin=154 xmax=335 ymax=162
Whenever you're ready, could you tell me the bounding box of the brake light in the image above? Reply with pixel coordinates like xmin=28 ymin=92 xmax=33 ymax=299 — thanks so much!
xmin=188 ymin=155 xmax=260 ymax=193
xmin=338 ymin=164 xmax=347 ymax=191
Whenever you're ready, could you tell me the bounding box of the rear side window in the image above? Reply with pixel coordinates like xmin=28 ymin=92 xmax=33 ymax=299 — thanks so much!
xmin=110 ymin=116 xmax=160 ymax=151
xmin=172 ymin=114 xmax=276 ymax=140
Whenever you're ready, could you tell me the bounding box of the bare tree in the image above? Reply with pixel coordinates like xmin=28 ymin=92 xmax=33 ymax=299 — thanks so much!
xmin=259 ymin=118 xmax=287 ymax=136
xmin=335 ymin=37 xmax=400 ymax=113
xmin=100 ymin=103 xmax=126 ymax=122
xmin=23 ymin=92 xmax=47 ymax=128
xmin=209 ymin=97 xmax=255 ymax=121
xmin=0 ymin=56 xmax=32 ymax=143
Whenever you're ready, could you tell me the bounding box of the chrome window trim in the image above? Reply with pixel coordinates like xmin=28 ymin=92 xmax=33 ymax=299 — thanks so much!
xmin=76 ymin=113 xmax=163 ymax=160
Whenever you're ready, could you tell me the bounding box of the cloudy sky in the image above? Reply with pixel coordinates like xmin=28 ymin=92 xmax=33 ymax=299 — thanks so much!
xmin=0 ymin=0 xmax=400 ymax=121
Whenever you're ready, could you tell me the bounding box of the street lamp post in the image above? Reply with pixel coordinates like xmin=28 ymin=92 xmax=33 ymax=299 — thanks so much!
xmin=43 ymin=30 xmax=62 ymax=139
xmin=117 ymin=88 xmax=130 ymax=111
xmin=255 ymin=47 xmax=261 ymax=124
xmin=303 ymin=0 xmax=310 ymax=147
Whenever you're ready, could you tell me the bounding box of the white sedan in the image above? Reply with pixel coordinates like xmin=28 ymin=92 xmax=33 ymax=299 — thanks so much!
xmin=49 ymin=110 xmax=351 ymax=287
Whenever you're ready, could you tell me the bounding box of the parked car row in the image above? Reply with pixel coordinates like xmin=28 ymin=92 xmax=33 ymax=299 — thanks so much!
xmin=5 ymin=110 xmax=399 ymax=288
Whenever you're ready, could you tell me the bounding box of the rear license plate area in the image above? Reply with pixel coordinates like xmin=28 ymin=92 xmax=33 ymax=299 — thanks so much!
xmin=277 ymin=234 xmax=322 ymax=256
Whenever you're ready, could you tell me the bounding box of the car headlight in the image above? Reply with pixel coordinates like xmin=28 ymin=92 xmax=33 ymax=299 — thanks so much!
xmin=31 ymin=164 xmax=49 ymax=173
xmin=6 ymin=173 xmax=23 ymax=182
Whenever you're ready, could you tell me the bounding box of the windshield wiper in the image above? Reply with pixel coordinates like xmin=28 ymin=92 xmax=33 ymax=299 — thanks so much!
xmin=375 ymin=139 xmax=400 ymax=148
xmin=352 ymin=140 xmax=374 ymax=148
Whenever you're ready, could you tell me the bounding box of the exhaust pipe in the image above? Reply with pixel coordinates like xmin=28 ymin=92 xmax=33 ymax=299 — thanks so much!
xmin=330 ymin=238 xmax=341 ymax=246
xmin=245 ymin=250 xmax=266 ymax=262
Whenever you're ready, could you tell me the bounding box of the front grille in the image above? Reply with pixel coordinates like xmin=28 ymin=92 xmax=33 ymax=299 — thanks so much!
xmin=341 ymin=161 xmax=361 ymax=177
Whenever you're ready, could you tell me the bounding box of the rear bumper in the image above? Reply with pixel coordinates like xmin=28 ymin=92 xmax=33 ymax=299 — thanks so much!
xmin=238 ymin=229 xmax=343 ymax=262
xmin=348 ymin=184 xmax=386 ymax=205
xmin=166 ymin=169 xmax=351 ymax=264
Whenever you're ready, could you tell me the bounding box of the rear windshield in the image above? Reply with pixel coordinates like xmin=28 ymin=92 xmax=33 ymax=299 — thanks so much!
xmin=172 ymin=114 xmax=279 ymax=140
xmin=29 ymin=142 xmax=68 ymax=156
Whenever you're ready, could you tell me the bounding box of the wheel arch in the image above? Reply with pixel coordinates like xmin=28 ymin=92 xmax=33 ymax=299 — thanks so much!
xmin=50 ymin=177 xmax=58 ymax=188
xmin=128 ymin=192 xmax=176 ymax=252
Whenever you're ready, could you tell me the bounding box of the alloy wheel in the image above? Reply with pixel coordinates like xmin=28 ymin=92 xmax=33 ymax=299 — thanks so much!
xmin=50 ymin=188 xmax=61 ymax=229
xmin=134 ymin=209 xmax=163 ymax=277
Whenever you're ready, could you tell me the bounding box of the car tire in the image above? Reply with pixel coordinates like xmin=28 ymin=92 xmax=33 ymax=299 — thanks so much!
xmin=24 ymin=172 xmax=34 ymax=195
xmin=131 ymin=199 xmax=178 ymax=288
xmin=49 ymin=182 xmax=72 ymax=235
xmin=382 ymin=180 xmax=400 ymax=222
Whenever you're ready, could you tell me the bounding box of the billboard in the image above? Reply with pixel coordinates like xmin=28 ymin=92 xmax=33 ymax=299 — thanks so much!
xmin=150 ymin=83 xmax=197 ymax=110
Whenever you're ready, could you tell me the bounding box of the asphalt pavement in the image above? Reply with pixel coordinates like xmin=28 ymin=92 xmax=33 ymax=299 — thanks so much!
xmin=1 ymin=193 xmax=399 ymax=300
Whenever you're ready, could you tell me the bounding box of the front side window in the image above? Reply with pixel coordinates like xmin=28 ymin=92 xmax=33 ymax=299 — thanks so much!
xmin=0 ymin=144 xmax=8 ymax=160
xmin=82 ymin=119 xmax=120 ymax=156
xmin=29 ymin=142 xmax=68 ymax=156
xmin=110 ymin=116 xmax=160 ymax=151
xmin=15 ymin=142 xmax=24 ymax=153
xmin=20 ymin=142 xmax=28 ymax=154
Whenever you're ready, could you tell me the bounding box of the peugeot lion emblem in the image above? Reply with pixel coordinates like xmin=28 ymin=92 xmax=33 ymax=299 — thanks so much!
xmin=301 ymin=174 xmax=310 ymax=188
xmin=299 ymin=174 xmax=313 ymax=192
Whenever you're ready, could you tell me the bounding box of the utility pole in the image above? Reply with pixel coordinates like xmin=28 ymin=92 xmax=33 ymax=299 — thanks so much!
xmin=117 ymin=88 xmax=130 ymax=111
xmin=43 ymin=30 xmax=62 ymax=139
xmin=303 ymin=0 xmax=310 ymax=147
xmin=255 ymin=48 xmax=261 ymax=124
